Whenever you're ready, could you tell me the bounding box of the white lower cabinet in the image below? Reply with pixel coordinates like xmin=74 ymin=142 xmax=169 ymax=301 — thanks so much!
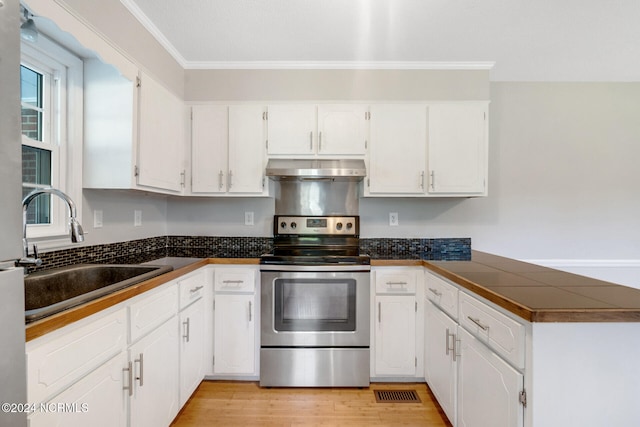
xmin=128 ymin=316 xmax=180 ymax=427
xmin=456 ymin=327 xmax=524 ymax=427
xmin=26 ymin=267 xmax=211 ymax=427
xmin=214 ymin=293 xmax=256 ymax=375
xmin=29 ymin=351 xmax=128 ymax=427
xmin=212 ymin=266 xmax=259 ymax=377
xmin=424 ymin=299 xmax=457 ymax=424
xmin=424 ymin=270 xmax=526 ymax=427
xmin=374 ymin=295 xmax=417 ymax=376
xmin=371 ymin=267 xmax=423 ymax=379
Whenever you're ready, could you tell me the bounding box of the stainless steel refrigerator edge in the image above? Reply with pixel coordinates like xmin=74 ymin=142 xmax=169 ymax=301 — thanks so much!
xmin=1 ymin=0 xmax=28 ymax=426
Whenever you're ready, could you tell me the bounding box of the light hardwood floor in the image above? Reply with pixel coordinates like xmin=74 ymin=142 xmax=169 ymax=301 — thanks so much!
xmin=171 ymin=381 xmax=452 ymax=426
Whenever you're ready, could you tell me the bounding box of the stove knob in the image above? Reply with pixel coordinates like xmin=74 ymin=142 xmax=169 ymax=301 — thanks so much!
xmin=336 ymin=222 xmax=343 ymax=230
xmin=346 ymin=222 xmax=353 ymax=229
xmin=290 ymin=222 xmax=297 ymax=229
xmin=280 ymin=222 xmax=287 ymax=229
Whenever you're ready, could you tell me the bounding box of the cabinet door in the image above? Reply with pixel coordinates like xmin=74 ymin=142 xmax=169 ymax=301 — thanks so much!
xmin=427 ymin=103 xmax=487 ymax=195
xmin=424 ymin=300 xmax=457 ymax=425
xmin=179 ymin=299 xmax=205 ymax=407
xmin=368 ymin=105 xmax=427 ymax=194
xmin=457 ymin=327 xmax=524 ymax=427
xmin=137 ymin=72 xmax=184 ymax=193
xmin=191 ymin=105 xmax=228 ymax=193
xmin=28 ymin=352 xmax=128 ymax=427
xmin=214 ymin=293 xmax=256 ymax=375
xmin=267 ymin=105 xmax=316 ymax=155
xmin=228 ymin=105 xmax=266 ymax=193
xmin=129 ymin=317 xmax=180 ymax=427
xmin=317 ymin=104 xmax=367 ymax=155
xmin=27 ymin=308 xmax=127 ymax=405
xmin=374 ymin=295 xmax=416 ymax=376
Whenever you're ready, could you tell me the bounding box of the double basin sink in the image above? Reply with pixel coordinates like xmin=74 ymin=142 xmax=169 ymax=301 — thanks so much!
xmin=25 ymin=264 xmax=173 ymax=323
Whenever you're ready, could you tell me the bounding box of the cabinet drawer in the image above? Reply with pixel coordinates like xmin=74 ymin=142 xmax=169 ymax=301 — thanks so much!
xmin=375 ymin=268 xmax=418 ymax=294
xmin=27 ymin=308 xmax=127 ymax=405
xmin=425 ymin=271 xmax=459 ymax=320
xmin=214 ymin=268 xmax=255 ymax=293
xmin=129 ymin=283 xmax=179 ymax=343
xmin=459 ymin=292 xmax=526 ymax=369
xmin=178 ymin=269 xmax=206 ymax=309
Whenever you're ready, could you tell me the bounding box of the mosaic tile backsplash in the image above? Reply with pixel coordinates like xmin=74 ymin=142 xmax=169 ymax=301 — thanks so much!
xmin=30 ymin=236 xmax=471 ymax=272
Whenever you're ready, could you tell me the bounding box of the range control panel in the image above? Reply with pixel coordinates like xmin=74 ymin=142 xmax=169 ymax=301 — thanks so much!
xmin=275 ymin=216 xmax=359 ymax=235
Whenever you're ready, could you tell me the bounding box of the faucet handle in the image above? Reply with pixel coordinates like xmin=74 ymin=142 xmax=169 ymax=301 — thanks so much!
xmin=32 ymin=243 xmax=38 ymax=260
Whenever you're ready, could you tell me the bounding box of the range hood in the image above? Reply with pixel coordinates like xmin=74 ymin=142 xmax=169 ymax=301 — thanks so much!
xmin=265 ymin=159 xmax=366 ymax=181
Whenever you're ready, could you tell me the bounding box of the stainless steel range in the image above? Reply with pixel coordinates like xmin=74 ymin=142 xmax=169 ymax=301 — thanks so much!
xmin=260 ymin=214 xmax=371 ymax=387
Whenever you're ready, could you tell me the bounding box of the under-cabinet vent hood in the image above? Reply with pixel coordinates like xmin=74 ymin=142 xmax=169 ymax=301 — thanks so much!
xmin=265 ymin=159 xmax=366 ymax=181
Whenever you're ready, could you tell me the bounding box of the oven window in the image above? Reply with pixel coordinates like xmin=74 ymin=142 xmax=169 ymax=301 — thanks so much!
xmin=274 ymin=278 xmax=356 ymax=332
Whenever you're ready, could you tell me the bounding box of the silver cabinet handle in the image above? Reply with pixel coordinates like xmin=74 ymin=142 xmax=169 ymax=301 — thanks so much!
xmin=445 ymin=328 xmax=453 ymax=356
xmin=222 ymin=280 xmax=244 ymax=286
xmin=430 ymin=171 xmax=435 ymax=190
xmin=228 ymin=170 xmax=233 ymax=189
xmin=135 ymin=353 xmax=144 ymax=387
xmin=453 ymin=336 xmax=461 ymax=362
xmin=248 ymin=301 xmax=252 ymax=322
xmin=183 ymin=317 xmax=190 ymax=342
xmin=319 ymin=131 xmax=322 ymax=151
xmin=428 ymin=287 xmax=442 ymax=297
xmin=386 ymin=281 xmax=408 ymax=286
xmin=218 ymin=170 xmax=224 ymax=190
xmin=420 ymin=171 xmax=425 ymax=189
xmin=467 ymin=316 xmax=490 ymax=331
xmin=123 ymin=361 xmax=133 ymax=397
xmin=378 ymin=302 xmax=381 ymax=323
xmin=189 ymin=285 xmax=204 ymax=294
xmin=309 ymin=131 xmax=313 ymax=151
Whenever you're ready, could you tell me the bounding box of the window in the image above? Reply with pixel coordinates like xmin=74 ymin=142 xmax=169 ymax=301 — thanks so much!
xmin=21 ymin=34 xmax=83 ymax=243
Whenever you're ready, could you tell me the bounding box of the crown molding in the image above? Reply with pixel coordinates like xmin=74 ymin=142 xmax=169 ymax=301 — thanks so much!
xmin=183 ymin=60 xmax=496 ymax=71
xmin=119 ymin=0 xmax=188 ymax=67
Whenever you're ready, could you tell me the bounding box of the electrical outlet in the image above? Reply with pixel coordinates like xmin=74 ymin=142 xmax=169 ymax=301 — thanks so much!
xmin=93 ymin=210 xmax=103 ymax=228
xmin=134 ymin=210 xmax=142 ymax=227
xmin=389 ymin=212 xmax=399 ymax=226
xmin=245 ymin=211 xmax=254 ymax=226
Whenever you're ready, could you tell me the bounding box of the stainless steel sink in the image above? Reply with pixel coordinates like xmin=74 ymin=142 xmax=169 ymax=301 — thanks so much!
xmin=25 ymin=264 xmax=173 ymax=323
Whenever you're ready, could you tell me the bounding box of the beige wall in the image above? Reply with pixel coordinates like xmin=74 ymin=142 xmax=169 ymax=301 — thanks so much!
xmin=168 ymin=81 xmax=640 ymax=263
xmin=185 ymin=69 xmax=490 ymax=102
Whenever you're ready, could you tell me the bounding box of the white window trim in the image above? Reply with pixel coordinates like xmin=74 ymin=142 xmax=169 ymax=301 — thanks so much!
xmin=21 ymin=34 xmax=83 ymax=245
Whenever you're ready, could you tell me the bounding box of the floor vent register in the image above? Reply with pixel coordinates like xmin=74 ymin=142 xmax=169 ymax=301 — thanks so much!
xmin=373 ymin=389 xmax=421 ymax=403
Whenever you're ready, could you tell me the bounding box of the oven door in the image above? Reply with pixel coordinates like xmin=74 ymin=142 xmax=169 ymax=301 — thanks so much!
xmin=261 ymin=270 xmax=370 ymax=347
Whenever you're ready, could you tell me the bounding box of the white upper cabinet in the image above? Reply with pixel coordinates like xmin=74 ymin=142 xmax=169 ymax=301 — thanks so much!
xmin=317 ymin=104 xmax=367 ymax=155
xmin=427 ymin=103 xmax=488 ymax=196
xmin=84 ymin=65 xmax=186 ymax=195
xmin=191 ymin=105 xmax=267 ymax=196
xmin=367 ymin=104 xmax=428 ymax=195
xmin=266 ymin=105 xmax=317 ymax=155
xmin=266 ymin=104 xmax=367 ymax=157
xmin=366 ymin=102 xmax=488 ymax=197
xmin=228 ymin=105 xmax=268 ymax=194
xmin=137 ymin=71 xmax=186 ymax=193
xmin=191 ymin=105 xmax=228 ymax=194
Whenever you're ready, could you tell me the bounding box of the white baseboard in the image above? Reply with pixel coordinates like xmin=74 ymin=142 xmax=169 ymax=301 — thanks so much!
xmin=522 ymin=259 xmax=640 ymax=290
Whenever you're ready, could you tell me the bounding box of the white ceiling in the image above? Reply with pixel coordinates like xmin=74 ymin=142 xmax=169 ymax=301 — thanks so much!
xmin=122 ymin=0 xmax=640 ymax=81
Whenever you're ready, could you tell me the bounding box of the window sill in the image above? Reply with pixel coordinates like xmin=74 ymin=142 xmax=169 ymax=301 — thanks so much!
xmin=28 ymin=235 xmax=86 ymax=253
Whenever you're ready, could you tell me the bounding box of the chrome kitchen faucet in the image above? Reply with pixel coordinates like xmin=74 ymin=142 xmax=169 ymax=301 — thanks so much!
xmin=17 ymin=188 xmax=84 ymax=267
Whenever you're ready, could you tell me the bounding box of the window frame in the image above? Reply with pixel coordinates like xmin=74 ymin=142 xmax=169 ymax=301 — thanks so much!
xmin=21 ymin=33 xmax=83 ymax=247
